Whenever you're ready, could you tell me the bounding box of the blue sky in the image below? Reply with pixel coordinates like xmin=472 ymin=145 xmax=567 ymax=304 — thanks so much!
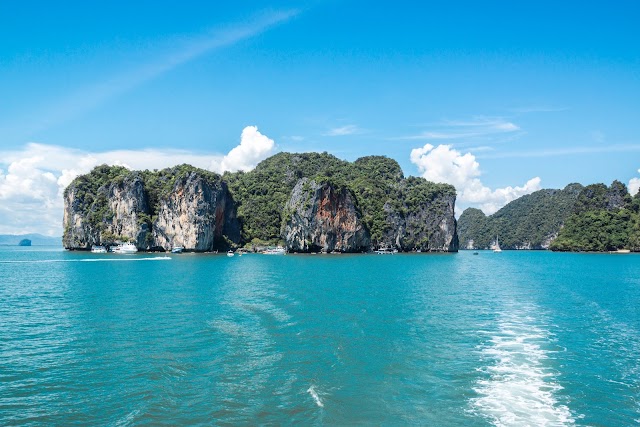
xmin=1 ymin=1 xmax=639 ymax=235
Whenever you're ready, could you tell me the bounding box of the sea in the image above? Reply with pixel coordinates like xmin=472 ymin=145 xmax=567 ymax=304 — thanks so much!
xmin=1 ymin=247 xmax=639 ymax=426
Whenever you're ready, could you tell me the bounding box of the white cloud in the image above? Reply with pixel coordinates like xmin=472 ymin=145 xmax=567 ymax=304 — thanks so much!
xmin=410 ymin=143 xmax=541 ymax=215
xmin=216 ymin=126 xmax=276 ymax=173
xmin=629 ymin=169 xmax=640 ymax=197
xmin=324 ymin=124 xmax=361 ymax=136
xmin=0 ymin=126 xmax=276 ymax=236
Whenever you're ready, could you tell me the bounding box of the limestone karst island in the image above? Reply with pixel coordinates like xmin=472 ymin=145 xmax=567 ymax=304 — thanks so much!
xmin=63 ymin=152 xmax=458 ymax=253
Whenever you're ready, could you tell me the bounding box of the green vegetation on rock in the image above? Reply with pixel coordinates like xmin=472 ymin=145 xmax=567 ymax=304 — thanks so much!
xmin=224 ymin=153 xmax=455 ymax=247
xmin=458 ymin=184 xmax=583 ymax=249
xmin=550 ymin=181 xmax=640 ymax=251
xmin=459 ymin=179 xmax=640 ymax=252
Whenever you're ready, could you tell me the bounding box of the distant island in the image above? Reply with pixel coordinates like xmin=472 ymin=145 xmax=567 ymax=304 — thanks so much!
xmin=63 ymin=153 xmax=459 ymax=253
xmin=459 ymin=180 xmax=640 ymax=252
xmin=0 ymin=234 xmax=60 ymax=246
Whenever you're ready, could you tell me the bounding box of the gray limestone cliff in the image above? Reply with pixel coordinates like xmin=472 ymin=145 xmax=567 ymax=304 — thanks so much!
xmin=62 ymin=166 xmax=239 ymax=251
xmin=153 ymin=172 xmax=239 ymax=251
xmin=380 ymin=180 xmax=458 ymax=252
xmin=282 ymin=179 xmax=370 ymax=252
xmin=63 ymin=172 xmax=149 ymax=249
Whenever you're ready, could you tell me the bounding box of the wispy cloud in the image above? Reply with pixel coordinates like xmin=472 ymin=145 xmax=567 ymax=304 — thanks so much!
xmin=392 ymin=117 xmax=521 ymax=141
xmin=27 ymin=10 xmax=298 ymax=133
xmin=509 ymin=106 xmax=569 ymax=114
xmin=283 ymin=135 xmax=305 ymax=142
xmin=478 ymin=143 xmax=640 ymax=159
xmin=323 ymin=124 xmax=363 ymax=137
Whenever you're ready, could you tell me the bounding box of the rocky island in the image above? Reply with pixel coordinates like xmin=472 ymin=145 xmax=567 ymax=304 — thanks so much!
xmin=63 ymin=153 xmax=458 ymax=253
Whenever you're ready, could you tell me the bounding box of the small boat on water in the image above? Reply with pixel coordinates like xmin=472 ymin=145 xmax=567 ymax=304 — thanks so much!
xmin=227 ymin=250 xmax=235 ymax=257
xmin=375 ymin=248 xmax=398 ymax=254
xmin=263 ymin=246 xmax=286 ymax=255
xmin=91 ymin=245 xmax=107 ymax=253
xmin=111 ymin=243 xmax=138 ymax=254
xmin=171 ymin=247 xmax=184 ymax=254
xmin=609 ymin=249 xmax=631 ymax=254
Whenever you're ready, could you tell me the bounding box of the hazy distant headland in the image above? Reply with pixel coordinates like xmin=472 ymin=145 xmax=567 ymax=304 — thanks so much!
xmin=62 ymin=153 xmax=459 ymax=253
xmin=459 ymin=180 xmax=640 ymax=252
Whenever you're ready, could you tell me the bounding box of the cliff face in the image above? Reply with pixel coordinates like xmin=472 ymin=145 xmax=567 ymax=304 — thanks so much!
xmin=153 ymin=172 xmax=239 ymax=251
xmin=282 ymin=179 xmax=370 ymax=252
xmin=107 ymin=174 xmax=150 ymax=249
xmin=63 ymin=184 xmax=100 ymax=249
xmin=404 ymin=191 xmax=458 ymax=251
xmin=381 ymin=187 xmax=458 ymax=252
xmin=62 ymin=174 xmax=149 ymax=249
xmin=62 ymin=167 xmax=239 ymax=251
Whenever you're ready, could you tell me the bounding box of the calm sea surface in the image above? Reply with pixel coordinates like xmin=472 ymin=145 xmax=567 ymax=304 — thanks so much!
xmin=1 ymin=247 xmax=639 ymax=426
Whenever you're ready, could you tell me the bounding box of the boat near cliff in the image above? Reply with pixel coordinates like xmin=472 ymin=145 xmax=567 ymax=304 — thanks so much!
xmin=609 ymin=249 xmax=631 ymax=254
xmin=171 ymin=247 xmax=184 ymax=254
xmin=91 ymin=245 xmax=107 ymax=253
xmin=263 ymin=246 xmax=286 ymax=255
xmin=375 ymin=248 xmax=398 ymax=254
xmin=111 ymin=243 xmax=138 ymax=254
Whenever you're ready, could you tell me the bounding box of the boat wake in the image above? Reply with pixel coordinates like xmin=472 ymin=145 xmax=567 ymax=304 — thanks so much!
xmin=469 ymin=308 xmax=575 ymax=426
xmin=0 ymin=257 xmax=171 ymax=264
xmin=307 ymin=385 xmax=324 ymax=408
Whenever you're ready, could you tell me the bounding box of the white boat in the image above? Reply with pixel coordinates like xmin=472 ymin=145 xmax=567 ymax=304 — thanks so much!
xmin=375 ymin=248 xmax=398 ymax=254
xmin=112 ymin=243 xmax=138 ymax=254
xmin=91 ymin=245 xmax=107 ymax=253
xmin=171 ymin=247 xmax=184 ymax=254
xmin=609 ymin=249 xmax=631 ymax=254
xmin=263 ymin=246 xmax=286 ymax=255
xmin=227 ymin=250 xmax=235 ymax=257
xmin=493 ymin=236 xmax=502 ymax=253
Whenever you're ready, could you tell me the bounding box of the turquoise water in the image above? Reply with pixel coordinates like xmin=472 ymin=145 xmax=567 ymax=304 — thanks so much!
xmin=1 ymin=248 xmax=639 ymax=425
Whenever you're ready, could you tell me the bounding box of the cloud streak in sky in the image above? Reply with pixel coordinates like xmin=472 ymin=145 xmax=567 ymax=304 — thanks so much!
xmin=323 ymin=125 xmax=363 ymax=137
xmin=0 ymin=126 xmax=276 ymax=236
xmin=28 ymin=10 xmax=298 ymax=133
xmin=393 ymin=117 xmax=521 ymax=141
xmin=478 ymin=143 xmax=640 ymax=159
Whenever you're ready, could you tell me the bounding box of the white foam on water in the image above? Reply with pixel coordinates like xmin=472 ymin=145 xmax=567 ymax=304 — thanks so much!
xmin=112 ymin=408 xmax=141 ymax=427
xmin=81 ymin=256 xmax=171 ymax=262
xmin=0 ymin=257 xmax=171 ymax=264
xmin=470 ymin=310 xmax=575 ymax=426
xmin=307 ymin=385 xmax=324 ymax=408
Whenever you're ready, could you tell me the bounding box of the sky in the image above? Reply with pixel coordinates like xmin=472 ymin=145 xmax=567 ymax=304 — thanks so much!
xmin=1 ymin=1 xmax=639 ymax=236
